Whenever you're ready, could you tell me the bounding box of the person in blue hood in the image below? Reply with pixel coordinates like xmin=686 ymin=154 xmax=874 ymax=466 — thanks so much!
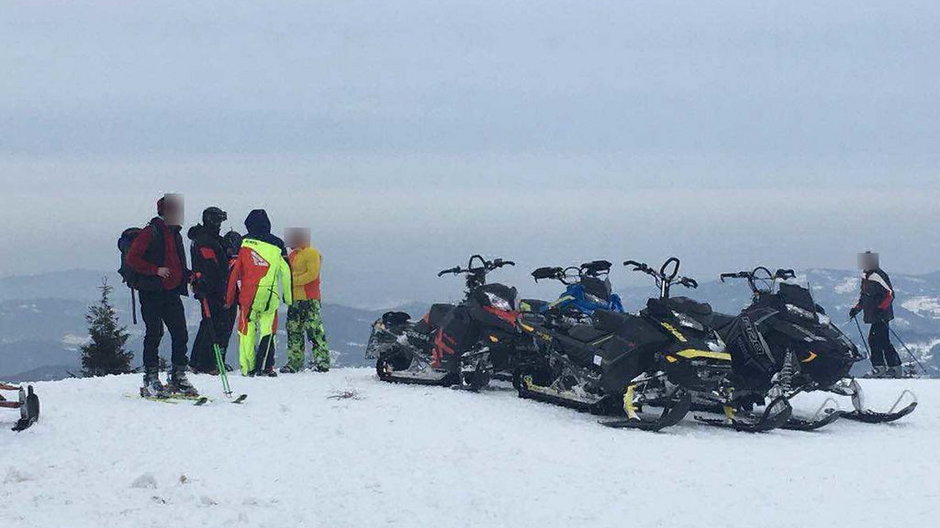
xmin=244 ymin=209 xmax=288 ymax=259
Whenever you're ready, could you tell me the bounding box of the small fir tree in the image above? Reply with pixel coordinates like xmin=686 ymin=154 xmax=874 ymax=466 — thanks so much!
xmin=81 ymin=279 xmax=134 ymax=376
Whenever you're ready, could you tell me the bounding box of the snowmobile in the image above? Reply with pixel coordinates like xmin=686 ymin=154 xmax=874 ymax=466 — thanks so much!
xmin=514 ymin=258 xmax=791 ymax=432
xmin=365 ymin=255 xmax=532 ymax=390
xmin=520 ymin=260 xmax=625 ymax=319
xmin=0 ymin=383 xmax=40 ymax=432
xmin=715 ymin=267 xmax=918 ymax=428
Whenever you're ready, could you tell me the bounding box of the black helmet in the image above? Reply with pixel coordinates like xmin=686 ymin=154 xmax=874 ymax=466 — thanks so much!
xmin=202 ymin=207 xmax=228 ymax=227
xmin=223 ymin=230 xmax=243 ymax=259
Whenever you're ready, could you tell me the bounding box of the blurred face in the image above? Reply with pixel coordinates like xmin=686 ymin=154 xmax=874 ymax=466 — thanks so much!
xmin=286 ymin=227 xmax=310 ymax=249
xmin=858 ymin=252 xmax=879 ymax=271
xmin=163 ymin=193 xmax=185 ymax=226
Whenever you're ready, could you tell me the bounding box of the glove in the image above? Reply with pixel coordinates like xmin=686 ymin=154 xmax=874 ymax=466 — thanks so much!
xmin=849 ymin=307 xmax=861 ymax=319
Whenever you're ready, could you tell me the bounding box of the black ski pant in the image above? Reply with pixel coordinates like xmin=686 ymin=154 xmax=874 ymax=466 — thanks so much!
xmin=190 ymin=299 xmax=235 ymax=372
xmin=869 ymin=321 xmax=901 ymax=368
xmin=139 ymin=290 xmax=189 ymax=369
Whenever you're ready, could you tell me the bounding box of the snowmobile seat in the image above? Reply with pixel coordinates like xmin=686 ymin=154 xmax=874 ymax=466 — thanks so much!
xmin=568 ymin=324 xmax=610 ymax=343
xmin=593 ymin=309 xmax=631 ymax=333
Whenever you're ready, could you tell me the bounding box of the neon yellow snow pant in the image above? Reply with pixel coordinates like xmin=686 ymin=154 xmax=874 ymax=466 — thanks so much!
xmin=238 ymin=308 xmax=279 ymax=375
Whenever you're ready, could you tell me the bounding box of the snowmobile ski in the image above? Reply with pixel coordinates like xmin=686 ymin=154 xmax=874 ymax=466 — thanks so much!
xmin=600 ymin=390 xmax=691 ymax=432
xmin=781 ymin=398 xmax=844 ymax=431
xmin=831 ymin=380 xmax=918 ymax=424
xmin=843 ymin=389 xmax=918 ymax=424
xmin=694 ymin=396 xmax=793 ymax=433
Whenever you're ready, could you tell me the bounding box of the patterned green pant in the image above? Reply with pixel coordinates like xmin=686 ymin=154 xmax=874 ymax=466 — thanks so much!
xmin=287 ymin=299 xmax=330 ymax=372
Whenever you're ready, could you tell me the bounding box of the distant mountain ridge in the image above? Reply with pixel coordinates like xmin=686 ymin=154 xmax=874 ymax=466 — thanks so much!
xmin=1 ymin=268 xmax=937 ymax=381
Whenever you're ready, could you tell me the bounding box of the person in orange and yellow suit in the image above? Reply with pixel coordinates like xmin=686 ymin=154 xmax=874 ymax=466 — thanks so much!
xmin=281 ymin=227 xmax=330 ymax=373
xmin=225 ymin=210 xmax=292 ymax=377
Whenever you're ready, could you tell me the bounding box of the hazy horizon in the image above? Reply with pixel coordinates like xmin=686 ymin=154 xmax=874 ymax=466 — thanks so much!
xmin=2 ymin=1 xmax=938 ymax=306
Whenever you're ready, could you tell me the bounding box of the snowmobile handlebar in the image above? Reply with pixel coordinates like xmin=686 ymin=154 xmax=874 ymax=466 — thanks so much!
xmin=580 ymin=260 xmax=612 ymax=278
xmin=624 ymin=257 xmax=681 ymax=281
xmin=720 ymin=267 xmax=796 ymax=283
xmin=439 ymin=256 xmax=515 ymax=278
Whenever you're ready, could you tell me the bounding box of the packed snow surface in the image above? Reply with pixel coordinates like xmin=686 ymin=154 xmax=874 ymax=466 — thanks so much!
xmin=1 ymin=369 xmax=937 ymax=528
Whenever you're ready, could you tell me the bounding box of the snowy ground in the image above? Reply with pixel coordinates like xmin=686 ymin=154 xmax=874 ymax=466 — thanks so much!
xmin=1 ymin=369 xmax=937 ymax=528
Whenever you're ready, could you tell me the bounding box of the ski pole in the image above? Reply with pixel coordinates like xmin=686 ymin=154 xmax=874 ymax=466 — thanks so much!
xmin=201 ymin=297 xmax=234 ymax=398
xmin=853 ymin=316 xmax=871 ymax=360
xmin=888 ymin=326 xmax=928 ymax=375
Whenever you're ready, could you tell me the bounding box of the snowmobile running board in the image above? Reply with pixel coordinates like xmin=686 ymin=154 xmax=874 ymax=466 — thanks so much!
xmin=379 ymin=370 xmax=457 ymax=387
xmin=600 ymin=391 xmax=692 ymax=432
xmin=694 ymin=396 xmax=793 ymax=433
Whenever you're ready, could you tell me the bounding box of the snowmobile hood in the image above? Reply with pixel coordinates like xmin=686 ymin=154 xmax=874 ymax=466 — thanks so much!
xmin=245 ymin=209 xmax=272 ymax=237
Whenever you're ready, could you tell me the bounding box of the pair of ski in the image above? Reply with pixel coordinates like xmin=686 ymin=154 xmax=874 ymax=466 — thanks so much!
xmin=137 ymin=391 xmax=247 ymax=406
xmin=600 ymin=393 xmax=794 ymax=433
xmin=137 ymin=298 xmax=248 ymax=407
xmin=601 ymin=384 xmax=918 ymax=433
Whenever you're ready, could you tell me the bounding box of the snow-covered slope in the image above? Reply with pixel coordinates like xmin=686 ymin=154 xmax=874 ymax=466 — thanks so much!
xmin=2 ymin=370 xmax=937 ymax=528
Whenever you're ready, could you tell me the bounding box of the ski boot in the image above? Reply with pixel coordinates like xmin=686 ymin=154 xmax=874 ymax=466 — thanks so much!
xmin=279 ymin=364 xmax=301 ymax=374
xmin=886 ymin=366 xmax=904 ymax=379
xmin=260 ymin=368 xmax=278 ymax=378
xmin=140 ymin=368 xmax=167 ymax=398
xmin=166 ymin=365 xmax=199 ymax=397
xmin=863 ymin=366 xmax=888 ymax=379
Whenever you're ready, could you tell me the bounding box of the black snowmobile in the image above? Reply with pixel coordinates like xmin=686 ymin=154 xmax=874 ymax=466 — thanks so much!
xmin=366 ymin=255 xmax=531 ymax=390
xmin=715 ymin=267 xmax=918 ymax=429
xmin=514 ymin=258 xmax=791 ymax=432
xmin=0 ymin=383 xmax=40 ymax=432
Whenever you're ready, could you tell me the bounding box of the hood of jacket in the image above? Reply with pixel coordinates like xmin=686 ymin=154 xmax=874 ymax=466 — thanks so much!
xmin=245 ymin=209 xmax=272 ymax=237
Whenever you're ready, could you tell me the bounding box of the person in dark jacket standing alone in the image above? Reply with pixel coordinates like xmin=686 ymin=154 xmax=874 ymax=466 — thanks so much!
xmin=188 ymin=207 xmax=236 ymax=374
xmin=850 ymin=251 xmax=903 ymax=378
xmin=126 ymin=194 xmax=197 ymax=397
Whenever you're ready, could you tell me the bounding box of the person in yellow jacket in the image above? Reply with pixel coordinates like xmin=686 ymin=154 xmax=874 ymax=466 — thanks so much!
xmin=225 ymin=210 xmax=293 ymax=376
xmin=281 ymin=227 xmax=330 ymax=373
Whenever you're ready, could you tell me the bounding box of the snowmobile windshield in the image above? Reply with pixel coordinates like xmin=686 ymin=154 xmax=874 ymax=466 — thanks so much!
xmin=581 ymin=276 xmax=612 ymax=303
xmin=480 ymin=283 xmax=517 ymax=311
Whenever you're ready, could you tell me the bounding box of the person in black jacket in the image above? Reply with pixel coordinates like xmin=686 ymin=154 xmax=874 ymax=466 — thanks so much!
xmin=850 ymin=251 xmax=903 ymax=378
xmin=126 ymin=194 xmax=196 ymax=397
xmin=189 ymin=207 xmax=236 ymax=374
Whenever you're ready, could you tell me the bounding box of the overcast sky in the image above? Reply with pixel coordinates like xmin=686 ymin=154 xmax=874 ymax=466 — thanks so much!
xmin=1 ymin=1 xmax=938 ymax=306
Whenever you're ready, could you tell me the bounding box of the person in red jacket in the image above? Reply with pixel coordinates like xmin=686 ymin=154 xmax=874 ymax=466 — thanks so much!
xmin=850 ymin=251 xmax=903 ymax=378
xmin=126 ymin=194 xmax=196 ymax=397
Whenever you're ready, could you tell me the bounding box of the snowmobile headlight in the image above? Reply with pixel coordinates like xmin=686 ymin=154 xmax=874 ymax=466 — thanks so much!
xmin=785 ymin=304 xmax=815 ymax=320
xmin=672 ymin=311 xmax=704 ymax=331
xmin=485 ymin=292 xmax=513 ymax=311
